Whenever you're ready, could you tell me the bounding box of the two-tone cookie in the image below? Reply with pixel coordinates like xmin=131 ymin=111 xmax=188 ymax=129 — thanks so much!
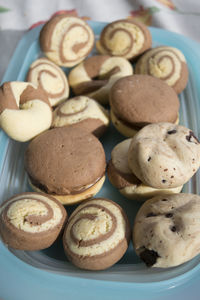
xmin=96 ymin=19 xmax=152 ymax=60
xmin=133 ymin=193 xmax=200 ymax=268
xmin=135 ymin=46 xmax=188 ymax=94
xmin=109 ymin=75 xmax=180 ymax=137
xmin=40 ymin=14 xmax=94 ymax=67
xmin=63 ymin=198 xmax=131 ymax=270
xmin=52 ymin=96 xmax=109 ymax=137
xmin=26 ymin=57 xmax=69 ymax=107
xmin=0 ymin=192 xmax=67 ymax=251
xmin=24 ymin=127 xmax=106 ymax=205
xmin=0 ymin=81 xmax=52 ymax=142
xmin=128 ymin=123 xmax=200 ymax=189
xmin=68 ymin=55 xmax=133 ymax=105
xmin=107 ymin=139 xmax=183 ymax=200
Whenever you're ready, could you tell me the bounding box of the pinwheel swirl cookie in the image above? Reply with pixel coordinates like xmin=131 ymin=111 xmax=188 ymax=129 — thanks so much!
xmin=26 ymin=58 xmax=69 ymax=107
xmin=0 ymin=192 xmax=67 ymax=251
xmin=128 ymin=123 xmax=200 ymax=189
xmin=52 ymin=96 xmax=109 ymax=137
xmin=96 ymin=19 xmax=152 ymax=60
xmin=68 ymin=55 xmax=133 ymax=104
xmin=133 ymin=193 xmax=200 ymax=268
xmin=135 ymin=46 xmax=189 ymax=94
xmin=25 ymin=127 xmax=106 ymax=205
xmin=0 ymin=81 xmax=52 ymax=142
xmin=40 ymin=14 xmax=94 ymax=67
xmin=107 ymin=139 xmax=183 ymax=201
xmin=63 ymin=198 xmax=131 ymax=270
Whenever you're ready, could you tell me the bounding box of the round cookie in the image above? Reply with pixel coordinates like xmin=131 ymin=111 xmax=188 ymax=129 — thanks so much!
xmin=63 ymin=198 xmax=131 ymax=270
xmin=96 ymin=19 xmax=152 ymax=60
xmin=39 ymin=14 xmax=94 ymax=67
xmin=109 ymin=75 xmax=180 ymax=137
xmin=68 ymin=55 xmax=133 ymax=105
xmin=0 ymin=81 xmax=52 ymax=142
xmin=128 ymin=122 xmax=200 ymax=189
xmin=0 ymin=192 xmax=67 ymax=251
xmin=24 ymin=127 xmax=106 ymax=205
xmin=52 ymin=96 xmax=110 ymax=137
xmin=107 ymin=139 xmax=183 ymax=201
xmin=26 ymin=57 xmax=69 ymax=107
xmin=135 ymin=46 xmax=188 ymax=94
xmin=133 ymin=193 xmax=200 ymax=268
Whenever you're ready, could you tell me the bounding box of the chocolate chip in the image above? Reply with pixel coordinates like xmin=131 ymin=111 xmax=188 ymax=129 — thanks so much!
xmin=162 ymin=199 xmax=168 ymax=201
xmin=165 ymin=213 xmax=173 ymax=218
xmin=162 ymin=179 xmax=166 ymax=183
xmin=164 ymin=169 xmax=168 ymax=172
xmin=146 ymin=212 xmax=157 ymax=217
xmin=171 ymin=226 xmax=177 ymax=232
xmin=147 ymin=157 xmax=151 ymax=161
xmin=139 ymin=248 xmax=160 ymax=267
xmin=186 ymin=131 xmax=200 ymax=144
xmin=167 ymin=129 xmax=177 ymax=134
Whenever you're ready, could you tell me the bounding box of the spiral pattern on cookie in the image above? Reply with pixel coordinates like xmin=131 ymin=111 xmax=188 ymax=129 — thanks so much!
xmin=27 ymin=58 xmax=69 ymax=107
xmin=63 ymin=198 xmax=130 ymax=259
xmin=96 ymin=20 xmax=151 ymax=60
xmin=135 ymin=46 xmax=188 ymax=92
xmin=40 ymin=15 xmax=94 ymax=67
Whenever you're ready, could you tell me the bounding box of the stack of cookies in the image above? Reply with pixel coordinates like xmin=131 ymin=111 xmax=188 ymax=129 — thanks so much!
xmin=1 ymin=13 xmax=200 ymax=272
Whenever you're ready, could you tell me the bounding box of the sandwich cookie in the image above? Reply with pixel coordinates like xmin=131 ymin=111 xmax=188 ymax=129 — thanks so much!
xmin=26 ymin=57 xmax=69 ymax=107
xmin=135 ymin=46 xmax=188 ymax=94
xmin=68 ymin=55 xmax=133 ymax=105
xmin=107 ymin=139 xmax=183 ymax=201
xmin=109 ymin=75 xmax=180 ymax=137
xmin=128 ymin=122 xmax=200 ymax=189
xmin=0 ymin=81 xmax=52 ymax=142
xmin=63 ymin=198 xmax=131 ymax=270
xmin=0 ymin=192 xmax=67 ymax=251
xmin=24 ymin=127 xmax=106 ymax=205
xmin=133 ymin=193 xmax=200 ymax=268
xmin=52 ymin=96 xmax=109 ymax=137
xmin=96 ymin=19 xmax=152 ymax=60
xmin=39 ymin=14 xmax=94 ymax=67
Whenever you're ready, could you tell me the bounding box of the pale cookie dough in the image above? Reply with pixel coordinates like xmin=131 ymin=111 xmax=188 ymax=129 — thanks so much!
xmin=96 ymin=19 xmax=152 ymax=60
xmin=0 ymin=192 xmax=67 ymax=250
xmin=68 ymin=55 xmax=133 ymax=105
xmin=135 ymin=46 xmax=188 ymax=94
xmin=107 ymin=139 xmax=183 ymax=201
xmin=0 ymin=81 xmax=52 ymax=142
xmin=52 ymin=96 xmax=109 ymax=137
xmin=27 ymin=57 xmax=69 ymax=107
xmin=128 ymin=123 xmax=200 ymax=189
xmin=63 ymin=198 xmax=131 ymax=270
xmin=133 ymin=193 xmax=200 ymax=268
xmin=40 ymin=14 xmax=94 ymax=67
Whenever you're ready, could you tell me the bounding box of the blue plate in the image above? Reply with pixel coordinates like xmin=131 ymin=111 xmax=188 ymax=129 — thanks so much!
xmin=1 ymin=21 xmax=200 ymax=300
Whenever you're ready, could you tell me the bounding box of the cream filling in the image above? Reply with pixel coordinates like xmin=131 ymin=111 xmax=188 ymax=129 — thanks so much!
xmin=52 ymin=96 xmax=109 ymax=127
xmin=64 ymin=199 xmax=126 ymax=256
xmin=0 ymin=194 xmax=63 ymax=233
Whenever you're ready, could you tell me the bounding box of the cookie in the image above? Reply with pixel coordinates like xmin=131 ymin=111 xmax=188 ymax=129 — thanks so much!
xmin=63 ymin=198 xmax=131 ymax=270
xmin=24 ymin=127 xmax=106 ymax=205
xmin=0 ymin=81 xmax=52 ymax=142
xmin=68 ymin=55 xmax=133 ymax=105
xmin=107 ymin=139 xmax=183 ymax=200
xmin=39 ymin=14 xmax=94 ymax=67
xmin=26 ymin=57 xmax=69 ymax=107
xmin=135 ymin=46 xmax=188 ymax=94
xmin=133 ymin=193 xmax=200 ymax=268
xmin=0 ymin=192 xmax=67 ymax=251
xmin=52 ymin=96 xmax=110 ymax=137
xmin=96 ymin=19 xmax=152 ymax=60
xmin=109 ymin=75 xmax=180 ymax=137
xmin=128 ymin=122 xmax=200 ymax=189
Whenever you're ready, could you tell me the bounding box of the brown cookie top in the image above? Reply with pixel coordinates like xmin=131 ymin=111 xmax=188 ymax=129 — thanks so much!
xmin=110 ymin=75 xmax=180 ymax=128
xmin=25 ymin=126 xmax=106 ymax=195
